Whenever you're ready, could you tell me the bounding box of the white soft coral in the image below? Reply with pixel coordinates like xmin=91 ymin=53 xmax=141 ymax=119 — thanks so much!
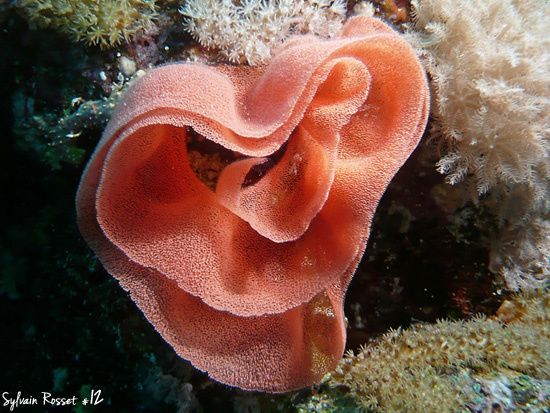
xmin=408 ymin=0 xmax=550 ymax=290
xmin=408 ymin=0 xmax=549 ymax=197
xmin=180 ymin=0 xmax=347 ymax=65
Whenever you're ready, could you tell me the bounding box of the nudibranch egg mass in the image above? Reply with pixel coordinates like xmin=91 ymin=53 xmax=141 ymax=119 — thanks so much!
xmin=76 ymin=16 xmax=429 ymax=392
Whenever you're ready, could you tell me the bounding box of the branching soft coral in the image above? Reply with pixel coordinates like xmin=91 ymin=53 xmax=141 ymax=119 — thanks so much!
xmin=407 ymin=0 xmax=550 ymax=290
xmin=17 ymin=0 xmax=158 ymax=48
xmin=180 ymin=0 xmax=347 ymax=65
xmin=408 ymin=0 xmax=549 ymax=196
xmin=76 ymin=16 xmax=429 ymax=391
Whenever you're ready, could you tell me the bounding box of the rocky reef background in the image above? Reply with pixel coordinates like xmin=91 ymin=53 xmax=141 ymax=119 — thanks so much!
xmin=1 ymin=1 xmax=548 ymax=412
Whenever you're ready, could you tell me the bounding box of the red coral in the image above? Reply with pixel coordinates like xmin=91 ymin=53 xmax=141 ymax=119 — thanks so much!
xmin=76 ymin=16 xmax=429 ymax=392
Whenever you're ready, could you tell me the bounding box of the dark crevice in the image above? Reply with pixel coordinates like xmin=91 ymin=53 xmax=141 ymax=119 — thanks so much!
xmin=185 ymin=126 xmax=291 ymax=190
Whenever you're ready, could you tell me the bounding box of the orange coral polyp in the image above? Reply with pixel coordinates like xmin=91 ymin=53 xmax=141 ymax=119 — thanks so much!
xmin=76 ymin=16 xmax=429 ymax=392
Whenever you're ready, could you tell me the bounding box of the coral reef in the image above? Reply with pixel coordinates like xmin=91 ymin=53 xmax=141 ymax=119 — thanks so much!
xmin=297 ymin=374 xmax=550 ymax=413
xmin=12 ymin=85 xmax=132 ymax=170
xmin=407 ymin=0 xmax=550 ymax=290
xmin=12 ymin=47 xmax=145 ymax=170
xmin=180 ymin=0 xmax=347 ymax=65
xmin=12 ymin=90 xmax=87 ymax=170
xmin=301 ymin=293 xmax=549 ymax=413
xmin=4 ymin=0 xmax=548 ymax=410
xmin=488 ymin=197 xmax=550 ymax=291
xmin=351 ymin=1 xmax=376 ymax=18
xmin=17 ymin=0 xmax=158 ymax=48
xmin=76 ymin=16 xmax=428 ymax=391
xmin=7 ymin=19 xmax=93 ymax=170
xmin=408 ymin=0 xmax=549 ymax=198
xmin=354 ymin=0 xmax=410 ymax=24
